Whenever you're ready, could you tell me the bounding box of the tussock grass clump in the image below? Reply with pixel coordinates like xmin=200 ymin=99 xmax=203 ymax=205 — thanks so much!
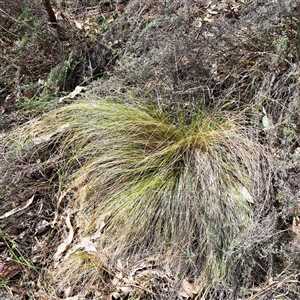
xmin=17 ymin=97 xmax=267 ymax=296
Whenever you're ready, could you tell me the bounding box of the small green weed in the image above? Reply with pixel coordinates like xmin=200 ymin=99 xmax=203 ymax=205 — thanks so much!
xmin=0 ymin=230 xmax=37 ymax=273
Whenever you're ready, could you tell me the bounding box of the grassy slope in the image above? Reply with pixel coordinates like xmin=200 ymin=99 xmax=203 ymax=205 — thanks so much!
xmin=0 ymin=0 xmax=300 ymax=299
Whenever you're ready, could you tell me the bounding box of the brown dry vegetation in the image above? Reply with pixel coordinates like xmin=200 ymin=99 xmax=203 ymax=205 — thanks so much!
xmin=0 ymin=0 xmax=300 ymax=299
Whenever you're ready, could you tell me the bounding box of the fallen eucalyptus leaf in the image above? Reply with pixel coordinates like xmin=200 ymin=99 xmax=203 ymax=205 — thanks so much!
xmin=0 ymin=195 xmax=34 ymax=219
xmin=53 ymin=213 xmax=74 ymax=263
xmin=241 ymin=186 xmax=254 ymax=203
xmin=59 ymin=86 xmax=86 ymax=103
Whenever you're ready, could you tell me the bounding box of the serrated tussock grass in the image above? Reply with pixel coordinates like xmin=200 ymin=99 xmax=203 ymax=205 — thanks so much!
xmin=10 ymin=98 xmax=265 ymax=294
